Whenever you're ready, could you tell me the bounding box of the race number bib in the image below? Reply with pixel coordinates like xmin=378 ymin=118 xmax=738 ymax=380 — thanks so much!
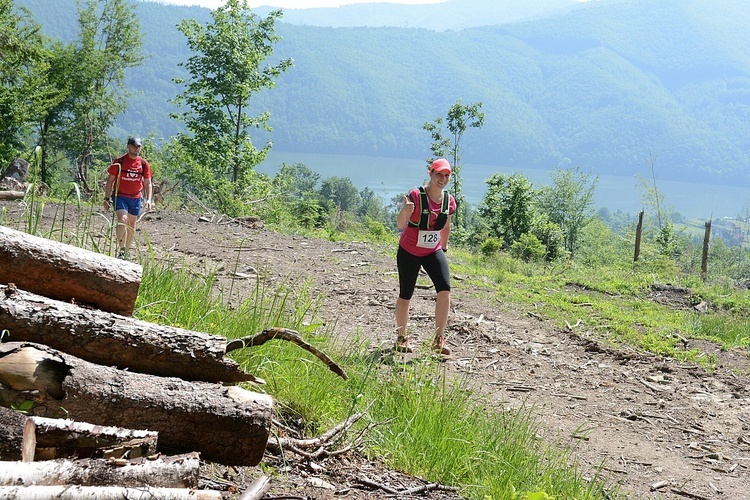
xmin=417 ymin=230 xmax=441 ymax=249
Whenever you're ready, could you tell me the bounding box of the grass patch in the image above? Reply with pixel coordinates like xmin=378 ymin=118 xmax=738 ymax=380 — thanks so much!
xmin=451 ymin=251 xmax=750 ymax=368
xmin=134 ymin=260 xmax=620 ymax=499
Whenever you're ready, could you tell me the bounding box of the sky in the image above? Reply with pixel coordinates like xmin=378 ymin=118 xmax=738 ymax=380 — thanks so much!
xmin=153 ymin=0 xmax=444 ymax=9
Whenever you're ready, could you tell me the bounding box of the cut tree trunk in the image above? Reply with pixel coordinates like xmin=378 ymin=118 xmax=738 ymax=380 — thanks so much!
xmin=0 ymin=405 xmax=26 ymax=460
xmin=0 ymin=452 xmax=201 ymax=488
xmin=0 ymin=225 xmax=141 ymax=316
xmin=0 ymin=342 xmax=273 ymax=466
xmin=0 ymin=191 xmax=25 ymax=200
xmin=0 ymin=485 xmax=222 ymax=499
xmin=0 ymin=284 xmax=258 ymax=384
xmin=22 ymin=416 xmax=158 ymax=461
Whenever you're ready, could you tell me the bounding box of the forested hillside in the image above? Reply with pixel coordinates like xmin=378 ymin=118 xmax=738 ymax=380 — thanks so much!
xmin=15 ymin=0 xmax=750 ymax=186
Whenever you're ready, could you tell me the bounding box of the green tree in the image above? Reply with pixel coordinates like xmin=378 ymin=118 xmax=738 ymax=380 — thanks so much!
xmin=319 ymin=176 xmax=360 ymax=213
xmin=59 ymin=0 xmax=144 ymax=191
xmin=275 ymin=162 xmax=320 ymax=198
xmin=537 ymin=167 xmax=598 ymax=257
xmin=479 ymin=172 xmax=536 ymax=247
xmin=357 ymin=186 xmax=388 ymax=224
xmin=0 ymin=0 xmax=46 ymax=165
xmin=423 ymin=100 xmax=484 ymax=230
xmin=172 ymin=0 xmax=292 ymax=214
xmin=35 ymin=40 xmax=76 ymax=184
xmin=637 ymin=152 xmax=677 ymax=257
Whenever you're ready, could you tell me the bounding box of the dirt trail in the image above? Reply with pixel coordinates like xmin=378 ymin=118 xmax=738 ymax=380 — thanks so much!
xmin=3 ymin=203 xmax=749 ymax=499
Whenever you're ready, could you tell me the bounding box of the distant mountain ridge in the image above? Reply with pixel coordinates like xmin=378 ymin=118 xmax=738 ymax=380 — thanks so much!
xmin=14 ymin=0 xmax=750 ymax=186
xmin=249 ymin=0 xmax=596 ymax=30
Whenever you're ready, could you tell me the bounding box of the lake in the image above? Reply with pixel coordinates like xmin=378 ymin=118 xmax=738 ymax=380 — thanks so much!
xmin=258 ymin=152 xmax=750 ymax=220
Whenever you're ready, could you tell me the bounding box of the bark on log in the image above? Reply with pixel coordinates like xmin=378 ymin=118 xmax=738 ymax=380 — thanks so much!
xmin=0 ymin=191 xmax=25 ymax=200
xmin=22 ymin=416 xmax=158 ymax=461
xmin=0 ymin=405 xmax=25 ymax=460
xmin=0 ymin=225 xmax=141 ymax=316
xmin=0 ymin=343 xmax=273 ymax=466
xmin=238 ymin=475 xmax=271 ymax=500
xmin=0 ymin=453 xmax=200 ymax=488
xmin=0 ymin=284 xmax=259 ymax=384
xmin=0 ymin=486 xmax=222 ymax=499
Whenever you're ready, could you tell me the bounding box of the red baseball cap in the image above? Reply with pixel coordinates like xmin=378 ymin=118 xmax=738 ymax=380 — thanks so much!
xmin=430 ymin=158 xmax=452 ymax=174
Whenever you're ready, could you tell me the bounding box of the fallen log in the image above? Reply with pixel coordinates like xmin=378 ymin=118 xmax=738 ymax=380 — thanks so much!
xmin=0 ymin=190 xmax=24 ymax=200
xmin=0 ymin=342 xmax=273 ymax=466
xmin=0 ymin=485 xmax=222 ymax=499
xmin=0 ymin=453 xmax=200 ymax=488
xmin=0 ymin=284 xmax=259 ymax=384
xmin=0 ymin=225 xmax=141 ymax=316
xmin=1 ymin=285 xmax=345 ymax=384
xmin=0 ymin=405 xmax=25 ymax=460
xmin=22 ymin=416 xmax=158 ymax=461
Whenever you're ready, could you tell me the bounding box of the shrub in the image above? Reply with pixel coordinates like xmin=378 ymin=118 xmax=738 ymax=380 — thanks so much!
xmin=480 ymin=237 xmax=503 ymax=257
xmin=510 ymin=233 xmax=546 ymax=262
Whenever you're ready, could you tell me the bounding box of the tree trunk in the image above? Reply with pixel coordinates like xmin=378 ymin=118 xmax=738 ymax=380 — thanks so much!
xmin=0 ymin=284 xmax=258 ymax=384
xmin=0 ymin=485 xmax=222 ymax=499
xmin=0 ymin=343 xmax=273 ymax=466
xmin=0 ymin=405 xmax=26 ymax=460
xmin=22 ymin=416 xmax=158 ymax=462
xmin=0 ymin=191 xmax=25 ymax=200
xmin=0 ymin=453 xmax=200 ymax=488
xmin=0 ymin=225 xmax=141 ymax=316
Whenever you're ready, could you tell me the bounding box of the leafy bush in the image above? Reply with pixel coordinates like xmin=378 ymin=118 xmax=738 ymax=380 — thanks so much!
xmin=510 ymin=233 xmax=546 ymax=262
xmin=480 ymin=237 xmax=503 ymax=257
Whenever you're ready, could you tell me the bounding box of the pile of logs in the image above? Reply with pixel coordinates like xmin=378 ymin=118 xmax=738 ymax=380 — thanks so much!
xmin=0 ymin=225 xmax=347 ymax=498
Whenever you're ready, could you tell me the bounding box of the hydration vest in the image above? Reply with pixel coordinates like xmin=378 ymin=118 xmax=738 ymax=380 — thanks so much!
xmin=408 ymin=186 xmax=450 ymax=231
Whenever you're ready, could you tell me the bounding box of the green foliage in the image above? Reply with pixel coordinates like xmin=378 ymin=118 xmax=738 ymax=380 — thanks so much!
xmin=319 ymin=176 xmax=360 ymax=212
xmin=480 ymin=237 xmax=502 ymax=257
xmin=171 ymin=0 xmax=292 ymax=213
xmin=529 ymin=213 xmax=565 ymax=261
xmin=364 ymin=215 xmax=389 ymax=241
xmin=423 ymin=100 xmax=484 ymax=229
xmin=55 ymin=0 xmax=144 ymax=191
xmin=0 ymin=0 xmax=46 ymax=163
xmin=510 ymin=233 xmax=546 ymax=263
xmin=536 ymin=168 xmax=598 ymax=257
xmin=479 ymin=172 xmax=536 ymax=247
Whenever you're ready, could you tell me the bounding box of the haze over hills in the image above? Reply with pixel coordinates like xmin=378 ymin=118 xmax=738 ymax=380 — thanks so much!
xmin=248 ymin=0 xmax=598 ymax=30
xmin=14 ymin=0 xmax=750 ymax=189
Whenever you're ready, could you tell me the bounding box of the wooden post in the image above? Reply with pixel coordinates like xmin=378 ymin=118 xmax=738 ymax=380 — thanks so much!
xmin=701 ymin=220 xmax=711 ymax=281
xmin=0 ymin=225 xmax=141 ymax=316
xmin=634 ymin=210 xmax=644 ymax=262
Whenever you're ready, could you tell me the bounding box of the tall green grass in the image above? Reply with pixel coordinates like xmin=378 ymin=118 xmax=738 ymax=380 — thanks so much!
xmin=133 ymin=261 xmax=620 ymax=499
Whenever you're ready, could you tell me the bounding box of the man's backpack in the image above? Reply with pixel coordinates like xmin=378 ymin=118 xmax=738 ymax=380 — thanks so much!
xmin=408 ymin=186 xmax=450 ymax=231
